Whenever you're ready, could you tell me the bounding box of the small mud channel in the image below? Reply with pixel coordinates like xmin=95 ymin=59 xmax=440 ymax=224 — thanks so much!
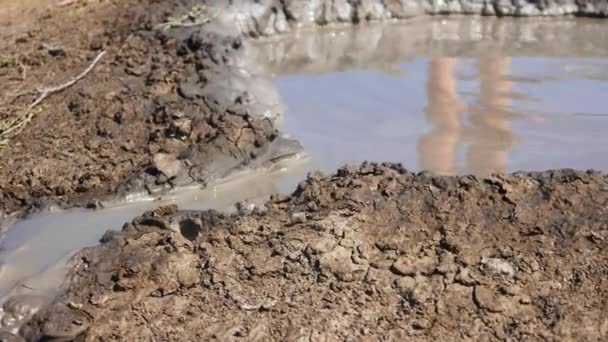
xmin=0 ymin=163 xmax=308 ymax=309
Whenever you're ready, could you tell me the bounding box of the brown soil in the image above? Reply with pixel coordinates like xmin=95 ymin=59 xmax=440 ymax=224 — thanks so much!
xmin=19 ymin=164 xmax=608 ymax=341
xmin=0 ymin=0 xmax=280 ymax=218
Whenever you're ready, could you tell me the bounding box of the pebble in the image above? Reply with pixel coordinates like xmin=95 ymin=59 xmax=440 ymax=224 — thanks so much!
xmin=153 ymin=153 xmax=181 ymax=178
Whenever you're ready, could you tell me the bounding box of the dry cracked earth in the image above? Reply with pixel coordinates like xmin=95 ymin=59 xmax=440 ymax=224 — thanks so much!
xmin=18 ymin=164 xmax=608 ymax=341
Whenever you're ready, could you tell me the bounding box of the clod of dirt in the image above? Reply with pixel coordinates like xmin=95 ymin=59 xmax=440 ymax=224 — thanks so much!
xmin=20 ymin=163 xmax=608 ymax=341
xmin=153 ymin=153 xmax=181 ymax=179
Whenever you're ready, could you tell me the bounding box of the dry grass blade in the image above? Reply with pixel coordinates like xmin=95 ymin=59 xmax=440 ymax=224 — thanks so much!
xmin=0 ymin=50 xmax=106 ymax=149
xmin=154 ymin=5 xmax=216 ymax=30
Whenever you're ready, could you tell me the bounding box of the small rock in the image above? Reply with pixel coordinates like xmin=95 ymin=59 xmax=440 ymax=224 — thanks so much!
xmin=66 ymin=301 xmax=83 ymax=310
xmin=173 ymin=117 xmax=192 ymax=136
xmin=270 ymin=193 xmax=291 ymax=203
xmin=178 ymin=81 xmax=204 ymax=100
xmin=412 ymin=319 xmax=431 ymax=330
xmin=587 ymin=231 xmax=604 ymax=243
xmin=318 ymin=246 xmax=365 ymax=281
xmin=308 ymin=237 xmax=336 ymax=254
xmin=291 ymin=212 xmax=307 ymax=224
xmin=391 ymin=255 xmax=435 ymax=276
xmin=43 ymin=44 xmax=65 ymax=57
xmin=394 ymin=276 xmax=417 ymax=290
xmin=153 ymin=153 xmax=181 ymax=179
xmin=89 ymin=38 xmax=103 ymax=50
xmin=125 ymin=65 xmax=148 ymax=76
xmin=121 ymin=139 xmax=135 ymax=152
xmin=481 ymin=257 xmax=515 ymax=277
xmin=15 ymin=35 xmax=28 ymax=44
xmin=235 ymin=201 xmax=255 ymax=214
xmin=89 ymin=294 xmax=110 ymax=307
xmin=473 ymin=286 xmax=505 ymax=313
xmin=240 ymin=300 xmax=276 ymax=311
xmin=502 ymin=284 xmax=522 ymax=296
xmin=519 ymin=295 xmax=532 ymax=305
xmin=455 ymin=267 xmax=479 ymax=286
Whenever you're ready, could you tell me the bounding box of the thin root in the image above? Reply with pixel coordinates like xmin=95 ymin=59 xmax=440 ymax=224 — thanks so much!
xmin=156 ymin=17 xmax=211 ymax=30
xmin=154 ymin=5 xmax=216 ymax=31
xmin=0 ymin=50 xmax=106 ymax=147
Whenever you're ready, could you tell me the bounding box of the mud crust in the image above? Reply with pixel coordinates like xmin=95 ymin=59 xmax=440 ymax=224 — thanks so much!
xmin=1 ymin=0 xmax=608 ymax=222
xmin=16 ymin=163 xmax=608 ymax=340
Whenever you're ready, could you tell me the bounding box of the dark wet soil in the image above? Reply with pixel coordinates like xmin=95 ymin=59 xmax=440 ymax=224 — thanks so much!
xmin=16 ymin=164 xmax=608 ymax=340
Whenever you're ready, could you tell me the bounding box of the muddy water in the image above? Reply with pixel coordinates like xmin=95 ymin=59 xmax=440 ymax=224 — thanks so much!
xmin=269 ymin=19 xmax=608 ymax=175
xmin=0 ymin=161 xmax=308 ymax=305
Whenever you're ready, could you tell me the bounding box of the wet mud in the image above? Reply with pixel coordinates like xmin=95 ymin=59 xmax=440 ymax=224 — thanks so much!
xmin=14 ymin=164 xmax=608 ymax=340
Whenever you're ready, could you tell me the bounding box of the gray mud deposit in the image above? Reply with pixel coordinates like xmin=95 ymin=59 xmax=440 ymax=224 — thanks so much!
xmin=19 ymin=164 xmax=608 ymax=340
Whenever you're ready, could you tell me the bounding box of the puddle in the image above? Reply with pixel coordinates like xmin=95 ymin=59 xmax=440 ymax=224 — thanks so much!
xmin=265 ymin=18 xmax=608 ymax=175
xmin=0 ymin=159 xmax=308 ymax=303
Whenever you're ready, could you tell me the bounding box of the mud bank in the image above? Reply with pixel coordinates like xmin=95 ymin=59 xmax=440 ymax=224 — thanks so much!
xmin=8 ymin=163 xmax=606 ymax=340
xmin=0 ymin=0 xmax=300 ymax=221
xmin=2 ymin=0 xmax=608 ymax=220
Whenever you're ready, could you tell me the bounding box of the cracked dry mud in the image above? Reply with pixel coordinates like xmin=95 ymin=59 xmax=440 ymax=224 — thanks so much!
xmin=18 ymin=164 xmax=608 ymax=341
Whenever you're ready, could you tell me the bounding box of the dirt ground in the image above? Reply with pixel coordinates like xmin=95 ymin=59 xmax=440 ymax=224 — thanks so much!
xmin=0 ymin=0 xmax=287 ymax=221
xmin=2 ymin=0 xmax=608 ymax=341
xmin=14 ymin=163 xmax=607 ymax=341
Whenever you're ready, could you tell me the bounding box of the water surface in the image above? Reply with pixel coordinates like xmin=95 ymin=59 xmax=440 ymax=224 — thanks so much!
xmin=266 ymin=18 xmax=608 ymax=175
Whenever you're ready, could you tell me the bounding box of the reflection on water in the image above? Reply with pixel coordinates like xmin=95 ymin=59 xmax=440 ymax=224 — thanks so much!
xmin=267 ymin=17 xmax=608 ymax=176
xmin=420 ymin=57 xmax=516 ymax=175
xmin=276 ymin=54 xmax=608 ymax=176
xmin=271 ymin=19 xmax=608 ymax=175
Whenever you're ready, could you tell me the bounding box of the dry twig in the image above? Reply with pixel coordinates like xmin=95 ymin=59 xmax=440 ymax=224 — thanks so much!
xmin=154 ymin=5 xmax=216 ymax=31
xmin=57 ymin=0 xmax=79 ymax=7
xmin=156 ymin=17 xmax=212 ymax=30
xmin=0 ymin=50 xmax=106 ymax=147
